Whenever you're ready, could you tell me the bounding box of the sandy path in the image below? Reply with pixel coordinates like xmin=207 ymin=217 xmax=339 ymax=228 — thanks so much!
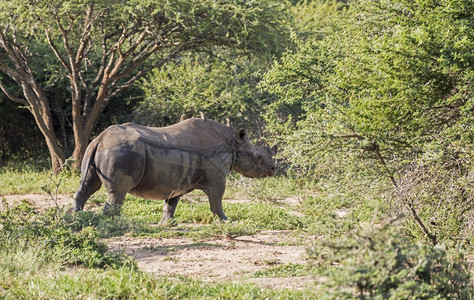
xmin=0 ymin=193 xmax=74 ymax=210
xmin=108 ymin=231 xmax=313 ymax=289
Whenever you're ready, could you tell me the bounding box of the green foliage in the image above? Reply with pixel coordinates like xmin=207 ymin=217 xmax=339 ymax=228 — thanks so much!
xmin=0 ymin=200 xmax=130 ymax=269
xmin=265 ymin=0 xmax=473 ymax=168
xmin=0 ymin=168 xmax=80 ymax=194
xmin=134 ymin=53 xmax=275 ymax=133
xmin=0 ymin=267 xmax=309 ymax=299
xmin=69 ymin=211 xmax=132 ymax=238
xmin=0 ymin=0 xmax=288 ymax=167
xmin=120 ymin=195 xmax=304 ymax=239
xmin=254 ymin=263 xmax=309 ymax=278
xmin=263 ymin=0 xmax=474 ymax=244
xmin=393 ymin=160 xmax=474 ymax=246
xmin=290 ymin=0 xmax=346 ymax=41
xmin=0 ymin=0 xmax=288 ymax=81
xmin=311 ymin=222 xmax=474 ymax=299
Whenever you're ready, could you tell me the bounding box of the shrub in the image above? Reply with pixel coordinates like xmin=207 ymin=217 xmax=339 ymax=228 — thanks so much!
xmin=0 ymin=200 xmax=130 ymax=269
xmin=263 ymin=0 xmax=474 ymax=248
xmin=310 ymin=221 xmax=473 ymax=299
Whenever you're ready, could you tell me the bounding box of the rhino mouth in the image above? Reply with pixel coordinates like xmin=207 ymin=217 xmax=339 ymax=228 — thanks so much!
xmin=260 ymin=165 xmax=275 ymax=177
xmin=267 ymin=166 xmax=275 ymax=176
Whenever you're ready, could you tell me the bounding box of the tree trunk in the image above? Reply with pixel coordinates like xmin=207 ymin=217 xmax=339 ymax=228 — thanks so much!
xmin=71 ymin=129 xmax=90 ymax=170
xmin=25 ymin=86 xmax=67 ymax=173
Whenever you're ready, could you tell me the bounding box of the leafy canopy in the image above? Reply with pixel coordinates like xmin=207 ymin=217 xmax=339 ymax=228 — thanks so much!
xmin=264 ymin=0 xmax=473 ymax=169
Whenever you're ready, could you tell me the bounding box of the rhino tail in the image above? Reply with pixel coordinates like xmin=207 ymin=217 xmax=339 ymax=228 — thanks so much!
xmin=78 ymin=140 xmax=99 ymax=196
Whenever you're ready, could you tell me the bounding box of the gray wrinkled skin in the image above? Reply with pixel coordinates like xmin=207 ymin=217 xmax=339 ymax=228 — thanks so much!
xmin=73 ymin=119 xmax=277 ymax=223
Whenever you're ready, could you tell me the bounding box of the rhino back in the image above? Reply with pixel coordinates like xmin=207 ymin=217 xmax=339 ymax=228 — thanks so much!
xmin=98 ymin=119 xmax=235 ymax=154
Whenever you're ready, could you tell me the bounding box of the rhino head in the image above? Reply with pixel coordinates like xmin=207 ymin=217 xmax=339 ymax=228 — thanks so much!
xmin=232 ymin=129 xmax=277 ymax=178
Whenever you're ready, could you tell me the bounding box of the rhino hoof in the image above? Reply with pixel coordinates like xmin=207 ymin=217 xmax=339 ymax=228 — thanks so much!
xmin=103 ymin=203 xmax=122 ymax=217
xmin=159 ymin=218 xmax=178 ymax=227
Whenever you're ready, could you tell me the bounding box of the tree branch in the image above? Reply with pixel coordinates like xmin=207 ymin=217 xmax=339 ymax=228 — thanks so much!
xmin=75 ymin=3 xmax=94 ymax=66
xmin=0 ymin=80 xmax=28 ymax=105
xmin=55 ymin=18 xmax=75 ymax=64
xmin=0 ymin=30 xmax=43 ymax=102
xmin=107 ymin=45 xmax=187 ymax=100
xmin=122 ymin=26 xmax=150 ymax=58
xmin=371 ymin=142 xmax=438 ymax=245
xmin=45 ymin=30 xmax=71 ymax=72
xmin=0 ymin=61 xmax=21 ymax=83
xmin=0 ymin=29 xmax=24 ymax=75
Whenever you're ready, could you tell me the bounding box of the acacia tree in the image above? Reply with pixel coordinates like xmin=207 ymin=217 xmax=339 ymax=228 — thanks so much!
xmin=0 ymin=0 xmax=285 ymax=172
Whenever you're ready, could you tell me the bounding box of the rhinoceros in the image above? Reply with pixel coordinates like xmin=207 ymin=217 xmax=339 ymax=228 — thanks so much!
xmin=73 ymin=118 xmax=277 ymax=223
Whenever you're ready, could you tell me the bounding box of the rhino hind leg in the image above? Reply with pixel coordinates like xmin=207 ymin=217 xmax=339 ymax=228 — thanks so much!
xmin=159 ymin=196 xmax=180 ymax=226
xmin=103 ymin=190 xmax=128 ymax=216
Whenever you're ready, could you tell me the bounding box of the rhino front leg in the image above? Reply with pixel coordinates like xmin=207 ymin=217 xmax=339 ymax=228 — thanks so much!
xmin=159 ymin=196 xmax=180 ymax=225
xmin=73 ymin=166 xmax=102 ymax=212
xmin=202 ymin=180 xmax=228 ymax=221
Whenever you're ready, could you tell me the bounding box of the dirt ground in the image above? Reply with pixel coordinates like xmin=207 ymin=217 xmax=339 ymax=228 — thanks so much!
xmin=1 ymin=194 xmax=315 ymax=290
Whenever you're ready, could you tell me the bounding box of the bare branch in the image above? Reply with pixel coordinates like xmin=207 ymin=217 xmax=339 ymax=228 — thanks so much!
xmin=123 ymin=26 xmax=150 ymax=58
xmin=0 ymin=61 xmax=21 ymax=83
xmin=107 ymin=45 xmax=187 ymax=100
xmin=0 ymin=31 xmax=40 ymax=95
xmin=75 ymin=3 xmax=94 ymax=66
xmin=45 ymin=30 xmax=71 ymax=72
xmin=54 ymin=17 xmax=76 ymax=71
xmin=371 ymin=142 xmax=438 ymax=245
xmin=0 ymin=80 xmax=28 ymax=105
xmin=111 ymin=43 xmax=160 ymax=81
xmin=0 ymin=29 xmax=24 ymax=73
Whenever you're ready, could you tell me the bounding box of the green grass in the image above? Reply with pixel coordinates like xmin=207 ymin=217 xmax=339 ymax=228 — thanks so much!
xmin=0 ymin=166 xmax=374 ymax=244
xmin=0 ymin=168 xmax=320 ymax=298
xmin=0 ymin=239 xmax=310 ymax=299
xmin=117 ymin=195 xmax=306 ymax=240
xmin=254 ymin=263 xmax=310 ymax=278
xmin=0 ymin=200 xmax=314 ymax=299
xmin=0 ymin=168 xmax=80 ymax=195
xmin=1 ymin=264 xmax=314 ymax=299
xmin=0 ymin=196 xmax=313 ymax=298
xmin=122 ymin=196 xmax=304 ymax=227
xmin=0 ymin=166 xmax=380 ymax=245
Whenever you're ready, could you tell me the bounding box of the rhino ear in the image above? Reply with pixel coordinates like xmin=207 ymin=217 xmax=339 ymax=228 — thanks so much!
xmin=270 ymin=145 xmax=278 ymax=156
xmin=235 ymin=129 xmax=246 ymax=144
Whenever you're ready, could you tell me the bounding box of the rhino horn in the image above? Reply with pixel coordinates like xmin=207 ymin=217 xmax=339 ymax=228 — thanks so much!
xmin=270 ymin=145 xmax=278 ymax=156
